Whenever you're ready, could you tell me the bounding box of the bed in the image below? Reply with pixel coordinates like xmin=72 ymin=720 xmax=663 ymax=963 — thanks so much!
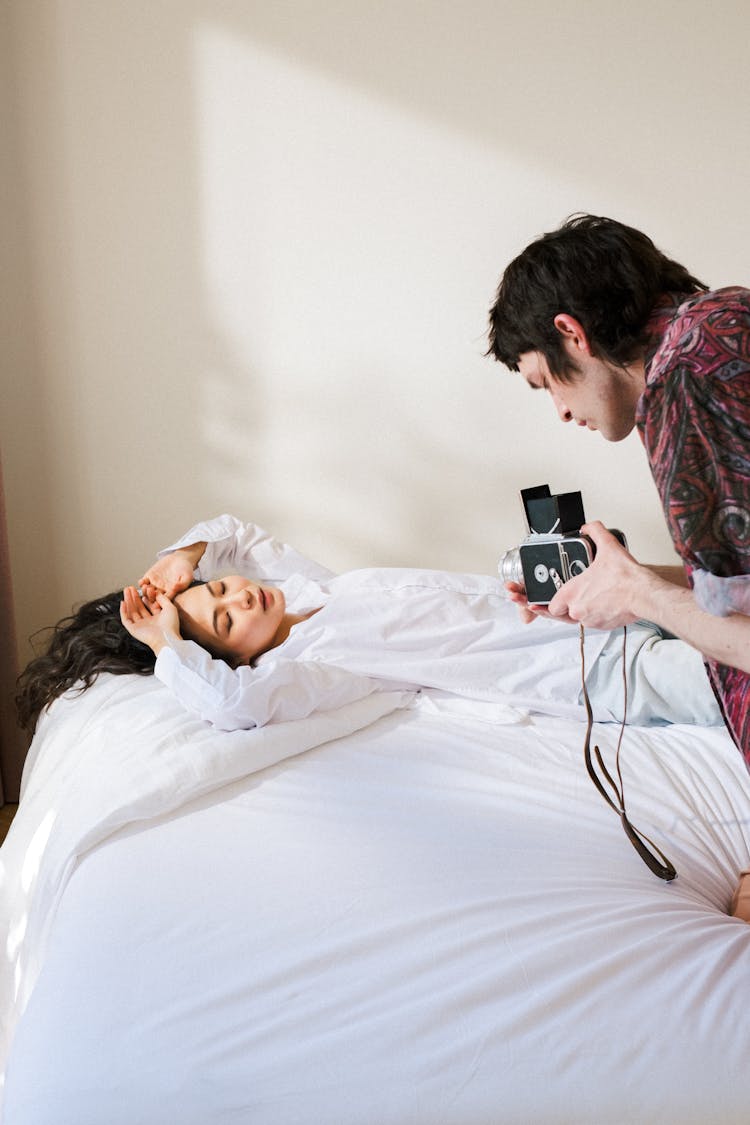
xmin=2 ymin=650 xmax=750 ymax=1123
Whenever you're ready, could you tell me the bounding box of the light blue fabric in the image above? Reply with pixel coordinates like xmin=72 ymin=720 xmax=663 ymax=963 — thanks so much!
xmin=693 ymin=568 xmax=750 ymax=618
xmin=582 ymin=622 xmax=723 ymax=727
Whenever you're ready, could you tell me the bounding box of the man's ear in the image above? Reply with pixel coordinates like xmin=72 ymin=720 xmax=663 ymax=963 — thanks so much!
xmin=553 ymin=313 xmax=594 ymax=357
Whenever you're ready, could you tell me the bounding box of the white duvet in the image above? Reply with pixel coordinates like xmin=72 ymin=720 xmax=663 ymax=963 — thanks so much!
xmin=0 ymin=673 xmax=412 ymax=1082
xmin=3 ymin=664 xmax=750 ymax=1122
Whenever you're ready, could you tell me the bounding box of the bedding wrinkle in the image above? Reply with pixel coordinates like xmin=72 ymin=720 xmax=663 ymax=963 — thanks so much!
xmin=0 ymin=676 xmax=410 ymax=1079
xmin=4 ymin=515 xmax=750 ymax=1122
xmin=4 ymin=695 xmax=750 ymax=1123
xmin=593 ymin=723 xmax=750 ymax=908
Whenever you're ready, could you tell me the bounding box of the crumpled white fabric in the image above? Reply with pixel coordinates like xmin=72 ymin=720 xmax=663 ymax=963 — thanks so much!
xmin=692 ymin=568 xmax=750 ymax=617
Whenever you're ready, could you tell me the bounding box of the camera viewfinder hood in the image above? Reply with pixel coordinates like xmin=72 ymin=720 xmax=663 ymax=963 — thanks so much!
xmin=521 ymin=484 xmax=586 ymax=536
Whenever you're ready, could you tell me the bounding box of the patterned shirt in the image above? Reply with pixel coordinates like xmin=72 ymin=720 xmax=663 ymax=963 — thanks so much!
xmin=636 ymin=286 xmax=750 ymax=763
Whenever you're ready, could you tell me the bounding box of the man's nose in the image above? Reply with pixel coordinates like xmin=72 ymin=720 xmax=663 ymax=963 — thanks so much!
xmin=550 ymin=389 xmax=573 ymax=423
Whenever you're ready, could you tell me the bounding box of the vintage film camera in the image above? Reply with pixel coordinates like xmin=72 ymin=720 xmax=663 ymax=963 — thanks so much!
xmin=498 ymin=484 xmax=626 ymax=604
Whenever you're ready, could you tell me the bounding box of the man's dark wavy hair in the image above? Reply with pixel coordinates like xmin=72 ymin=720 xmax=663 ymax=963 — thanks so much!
xmin=487 ymin=214 xmax=707 ymax=382
xmin=15 ymin=591 xmax=157 ymax=732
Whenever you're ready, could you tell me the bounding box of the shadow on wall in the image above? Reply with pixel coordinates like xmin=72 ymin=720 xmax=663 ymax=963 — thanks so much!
xmin=181 ymin=0 xmax=748 ymax=564
xmin=206 ymin=0 xmax=750 ymax=255
xmin=6 ymin=0 xmax=748 ymax=662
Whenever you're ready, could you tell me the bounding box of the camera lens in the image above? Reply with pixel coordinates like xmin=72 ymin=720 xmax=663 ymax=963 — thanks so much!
xmin=498 ymin=548 xmax=524 ymax=586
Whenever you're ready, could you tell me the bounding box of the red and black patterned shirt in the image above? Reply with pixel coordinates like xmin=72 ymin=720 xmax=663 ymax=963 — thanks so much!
xmin=636 ymin=286 xmax=750 ymax=763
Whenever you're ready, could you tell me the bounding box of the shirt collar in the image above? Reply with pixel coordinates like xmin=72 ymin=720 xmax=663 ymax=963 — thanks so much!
xmin=643 ymin=292 xmax=692 ymax=380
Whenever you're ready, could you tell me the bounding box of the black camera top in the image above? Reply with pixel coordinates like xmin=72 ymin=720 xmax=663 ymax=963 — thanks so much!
xmin=521 ymin=484 xmax=586 ymax=536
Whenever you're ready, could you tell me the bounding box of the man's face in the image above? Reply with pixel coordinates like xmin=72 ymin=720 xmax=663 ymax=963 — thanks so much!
xmin=517 ymin=347 xmax=642 ymax=443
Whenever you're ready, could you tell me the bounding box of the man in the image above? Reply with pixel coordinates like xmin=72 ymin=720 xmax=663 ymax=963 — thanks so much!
xmin=488 ymin=214 xmax=750 ymax=916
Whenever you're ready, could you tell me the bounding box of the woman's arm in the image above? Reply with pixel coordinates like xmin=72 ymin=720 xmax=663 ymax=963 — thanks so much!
xmin=153 ymin=641 xmax=384 ymax=730
xmin=154 ymin=514 xmax=335 ymax=585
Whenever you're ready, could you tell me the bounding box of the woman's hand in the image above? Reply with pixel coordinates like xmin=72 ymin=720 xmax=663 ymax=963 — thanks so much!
xmin=139 ymin=543 xmax=205 ymax=600
xmin=120 ymin=587 xmax=181 ymax=655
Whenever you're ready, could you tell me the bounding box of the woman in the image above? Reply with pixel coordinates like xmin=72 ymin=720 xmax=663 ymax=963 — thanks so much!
xmin=18 ymin=515 xmax=721 ymax=736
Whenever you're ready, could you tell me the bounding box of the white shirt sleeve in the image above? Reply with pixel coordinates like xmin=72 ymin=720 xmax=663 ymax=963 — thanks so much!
xmin=157 ymin=514 xmax=336 ymax=583
xmin=692 ymin=568 xmax=750 ymax=617
xmin=154 ymin=637 xmax=385 ymax=731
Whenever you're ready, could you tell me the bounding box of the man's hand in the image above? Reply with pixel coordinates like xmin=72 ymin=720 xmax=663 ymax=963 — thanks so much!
xmin=120 ymin=586 xmax=182 ymax=655
xmin=139 ymin=543 xmax=206 ymax=600
xmin=503 ymin=581 xmax=551 ymax=624
xmin=503 ymin=522 xmax=646 ymax=627
xmin=510 ymin=521 xmax=750 ymax=676
xmin=546 ymin=521 xmax=648 ymax=629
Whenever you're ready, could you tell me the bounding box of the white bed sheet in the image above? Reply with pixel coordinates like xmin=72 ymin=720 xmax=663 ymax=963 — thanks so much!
xmin=0 ymin=674 xmax=411 ymax=1088
xmin=3 ymin=676 xmax=750 ymax=1123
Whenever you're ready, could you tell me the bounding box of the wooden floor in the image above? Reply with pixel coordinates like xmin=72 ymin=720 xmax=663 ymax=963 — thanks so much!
xmin=0 ymin=803 xmax=18 ymax=845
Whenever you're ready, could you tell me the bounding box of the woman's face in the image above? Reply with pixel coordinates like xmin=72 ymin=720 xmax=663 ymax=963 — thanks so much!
xmin=174 ymin=577 xmax=286 ymax=664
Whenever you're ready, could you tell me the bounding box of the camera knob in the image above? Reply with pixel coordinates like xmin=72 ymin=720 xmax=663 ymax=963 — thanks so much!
xmin=533 ymin=563 xmax=549 ymax=584
xmin=549 ymin=568 xmax=563 ymax=590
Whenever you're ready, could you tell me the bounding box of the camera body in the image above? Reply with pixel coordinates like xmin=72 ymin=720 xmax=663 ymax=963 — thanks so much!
xmin=498 ymin=484 xmax=626 ymax=605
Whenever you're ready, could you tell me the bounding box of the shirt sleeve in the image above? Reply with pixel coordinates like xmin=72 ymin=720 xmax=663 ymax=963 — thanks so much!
xmin=153 ymin=637 xmax=384 ymax=731
xmin=157 ymin=514 xmax=336 ymax=584
xmin=643 ymin=300 xmax=750 ymax=578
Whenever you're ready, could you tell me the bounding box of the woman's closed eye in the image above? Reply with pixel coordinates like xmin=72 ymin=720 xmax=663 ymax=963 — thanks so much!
xmin=208 ymin=580 xmax=232 ymax=637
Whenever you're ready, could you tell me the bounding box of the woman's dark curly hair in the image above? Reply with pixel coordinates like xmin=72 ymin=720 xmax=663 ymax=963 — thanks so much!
xmin=16 ymin=590 xmax=157 ymax=732
xmin=487 ymin=214 xmax=707 ymax=381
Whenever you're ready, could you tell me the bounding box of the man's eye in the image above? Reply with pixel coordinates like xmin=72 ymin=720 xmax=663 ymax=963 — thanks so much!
xmin=226 ymin=613 xmax=232 ymax=634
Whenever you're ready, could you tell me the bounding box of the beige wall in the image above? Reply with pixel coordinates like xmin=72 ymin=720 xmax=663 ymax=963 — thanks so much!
xmin=2 ymin=0 xmax=750 ymax=665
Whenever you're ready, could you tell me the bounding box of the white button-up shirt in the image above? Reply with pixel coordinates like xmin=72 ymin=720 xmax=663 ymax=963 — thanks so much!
xmin=154 ymin=515 xmax=609 ymax=730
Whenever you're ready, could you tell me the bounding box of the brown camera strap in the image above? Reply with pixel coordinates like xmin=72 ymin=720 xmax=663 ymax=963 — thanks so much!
xmin=579 ymin=624 xmax=677 ymax=882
